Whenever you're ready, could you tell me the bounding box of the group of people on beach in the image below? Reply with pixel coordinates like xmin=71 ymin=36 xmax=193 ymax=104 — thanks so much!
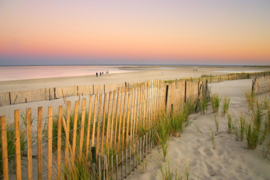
xmin=96 ymin=70 xmax=109 ymax=77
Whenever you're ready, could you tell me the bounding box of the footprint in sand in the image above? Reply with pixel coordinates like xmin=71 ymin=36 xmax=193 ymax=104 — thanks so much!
xmin=199 ymin=147 xmax=214 ymax=157
xmin=216 ymin=149 xmax=224 ymax=156
xmin=204 ymin=161 xmax=216 ymax=176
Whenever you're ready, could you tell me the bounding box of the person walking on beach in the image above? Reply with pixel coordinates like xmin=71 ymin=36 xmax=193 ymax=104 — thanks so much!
xmin=96 ymin=72 xmax=98 ymax=77
xmin=100 ymin=72 xmax=102 ymax=76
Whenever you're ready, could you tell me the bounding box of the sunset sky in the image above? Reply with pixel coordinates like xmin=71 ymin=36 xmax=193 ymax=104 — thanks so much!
xmin=0 ymin=1 xmax=270 ymax=65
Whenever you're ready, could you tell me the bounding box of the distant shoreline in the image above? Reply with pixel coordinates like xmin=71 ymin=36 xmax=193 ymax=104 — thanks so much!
xmin=0 ymin=65 xmax=270 ymax=93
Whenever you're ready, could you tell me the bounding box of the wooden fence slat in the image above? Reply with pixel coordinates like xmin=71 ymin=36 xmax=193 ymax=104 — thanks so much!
xmin=126 ymin=88 xmax=131 ymax=147
xmin=110 ymin=90 xmax=116 ymax=148
xmin=72 ymin=101 xmax=79 ymax=164
xmin=47 ymin=107 xmax=53 ymax=180
xmin=14 ymin=109 xmax=22 ymax=180
xmin=65 ymin=101 xmax=71 ymax=166
xmin=117 ymin=87 xmax=124 ymax=151
xmin=106 ymin=92 xmax=112 ymax=149
xmin=26 ymin=108 xmax=33 ymax=180
xmin=135 ymin=88 xmax=140 ymax=140
xmin=139 ymin=86 xmax=143 ymax=130
xmin=37 ymin=107 xmax=43 ymax=180
xmin=130 ymin=88 xmax=135 ymax=143
xmin=79 ymin=98 xmax=86 ymax=158
xmin=57 ymin=106 xmax=62 ymax=179
xmin=1 ymin=116 xmax=9 ymax=180
xmin=86 ymin=95 xmax=92 ymax=160
xmin=101 ymin=93 xmax=107 ymax=158
xmin=143 ymin=85 xmax=146 ymax=129
xmin=91 ymin=95 xmax=98 ymax=155
xmin=114 ymin=88 xmax=120 ymax=151
xmin=121 ymin=88 xmax=127 ymax=150
xmin=96 ymin=94 xmax=103 ymax=159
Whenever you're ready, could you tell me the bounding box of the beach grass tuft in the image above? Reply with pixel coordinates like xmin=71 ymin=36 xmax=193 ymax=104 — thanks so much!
xmin=214 ymin=115 xmax=219 ymax=132
xmin=227 ymin=113 xmax=232 ymax=133
xmin=246 ymin=123 xmax=260 ymax=150
xmin=211 ymin=94 xmax=220 ymax=113
xmin=208 ymin=127 xmax=215 ymax=149
xmin=222 ymin=96 xmax=230 ymax=116
xmin=240 ymin=114 xmax=246 ymax=141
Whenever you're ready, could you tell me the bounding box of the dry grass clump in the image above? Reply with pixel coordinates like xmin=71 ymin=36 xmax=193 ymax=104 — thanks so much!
xmin=136 ymin=152 xmax=148 ymax=173
xmin=222 ymin=96 xmax=230 ymax=116
xmin=0 ymin=115 xmax=30 ymax=178
xmin=243 ymin=91 xmax=270 ymax=150
xmin=232 ymin=120 xmax=240 ymax=141
xmin=214 ymin=115 xmax=219 ymax=133
xmin=170 ymin=112 xmax=184 ymax=137
xmin=227 ymin=113 xmax=232 ymax=133
xmin=239 ymin=115 xmax=246 ymax=141
xmin=199 ymin=96 xmax=208 ymax=114
xmin=62 ymin=154 xmax=93 ymax=179
xmin=158 ymin=158 xmax=191 ymax=180
xmin=156 ymin=117 xmax=170 ymax=161
xmin=245 ymin=91 xmax=255 ymax=110
xmin=246 ymin=123 xmax=260 ymax=150
xmin=208 ymin=127 xmax=215 ymax=149
xmin=211 ymin=94 xmax=220 ymax=113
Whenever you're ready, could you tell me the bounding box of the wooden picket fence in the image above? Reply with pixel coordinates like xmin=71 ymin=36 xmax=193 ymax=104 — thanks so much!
xmin=1 ymin=72 xmax=270 ymax=180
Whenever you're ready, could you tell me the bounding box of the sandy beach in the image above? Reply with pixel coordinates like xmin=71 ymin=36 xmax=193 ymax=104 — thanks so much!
xmin=0 ymin=66 xmax=269 ymax=93
xmin=128 ymin=79 xmax=270 ymax=180
xmin=1 ymin=66 xmax=270 ymax=180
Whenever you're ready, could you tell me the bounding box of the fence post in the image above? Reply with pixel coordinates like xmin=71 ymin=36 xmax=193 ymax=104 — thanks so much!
xmin=47 ymin=107 xmax=53 ymax=180
xmin=26 ymin=108 xmax=33 ymax=180
xmin=72 ymin=101 xmax=79 ymax=164
xmin=184 ymin=80 xmax=187 ymax=103
xmin=79 ymin=99 xmax=86 ymax=158
xmin=86 ymin=96 xmax=92 ymax=161
xmin=96 ymin=95 xmax=103 ymax=160
xmin=54 ymin=88 xmax=57 ymax=99
xmin=170 ymin=104 xmax=173 ymax=118
xmin=165 ymin=84 xmax=169 ymax=112
xmin=9 ymin=92 xmax=11 ymax=105
xmin=101 ymin=94 xmax=108 ymax=158
xmin=205 ymin=80 xmax=208 ymax=98
xmin=1 ymin=116 xmax=9 ymax=180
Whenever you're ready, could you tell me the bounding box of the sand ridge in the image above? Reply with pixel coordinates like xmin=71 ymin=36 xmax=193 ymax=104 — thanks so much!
xmin=129 ymin=79 xmax=270 ymax=180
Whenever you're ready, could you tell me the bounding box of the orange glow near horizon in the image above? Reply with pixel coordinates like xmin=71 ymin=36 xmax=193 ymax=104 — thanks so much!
xmin=0 ymin=1 xmax=270 ymax=64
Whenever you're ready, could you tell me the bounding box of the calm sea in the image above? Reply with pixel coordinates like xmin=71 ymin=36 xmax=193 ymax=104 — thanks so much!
xmin=0 ymin=66 xmax=133 ymax=81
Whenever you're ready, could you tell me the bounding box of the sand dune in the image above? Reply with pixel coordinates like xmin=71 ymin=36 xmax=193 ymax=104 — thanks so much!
xmin=129 ymin=79 xmax=270 ymax=180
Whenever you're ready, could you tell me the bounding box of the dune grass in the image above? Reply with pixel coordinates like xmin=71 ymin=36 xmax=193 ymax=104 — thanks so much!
xmin=192 ymin=122 xmax=202 ymax=133
xmin=211 ymin=94 xmax=220 ymax=113
xmin=239 ymin=115 xmax=246 ymax=141
xmin=245 ymin=91 xmax=255 ymax=110
xmin=233 ymin=121 xmax=240 ymax=141
xmin=156 ymin=117 xmax=170 ymax=161
xmin=61 ymin=154 xmax=93 ymax=180
xmin=199 ymin=97 xmax=208 ymax=114
xmin=208 ymin=127 xmax=215 ymax=149
xmin=158 ymin=158 xmax=191 ymax=180
xmin=246 ymin=123 xmax=260 ymax=150
xmin=221 ymin=96 xmax=230 ymax=116
xmin=227 ymin=113 xmax=232 ymax=133
xmin=214 ymin=115 xmax=219 ymax=132
xmin=170 ymin=112 xmax=184 ymax=137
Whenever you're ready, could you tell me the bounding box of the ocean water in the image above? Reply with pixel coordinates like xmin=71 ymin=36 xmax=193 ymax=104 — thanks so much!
xmin=0 ymin=66 xmax=133 ymax=81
